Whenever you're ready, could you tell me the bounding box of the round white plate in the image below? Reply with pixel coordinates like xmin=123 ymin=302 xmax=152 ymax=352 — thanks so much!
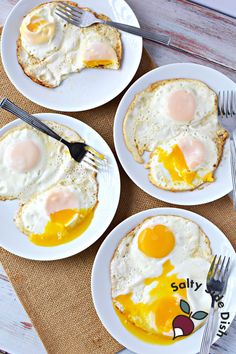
xmin=92 ymin=207 xmax=236 ymax=354
xmin=114 ymin=63 xmax=236 ymax=205
xmin=0 ymin=113 xmax=120 ymax=261
xmin=1 ymin=0 xmax=142 ymax=112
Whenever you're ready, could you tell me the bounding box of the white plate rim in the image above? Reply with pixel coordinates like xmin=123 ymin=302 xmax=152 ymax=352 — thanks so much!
xmin=0 ymin=113 xmax=121 ymax=261
xmin=113 ymin=62 xmax=235 ymax=206
xmin=91 ymin=207 xmax=236 ymax=354
xmin=1 ymin=0 xmax=143 ymax=112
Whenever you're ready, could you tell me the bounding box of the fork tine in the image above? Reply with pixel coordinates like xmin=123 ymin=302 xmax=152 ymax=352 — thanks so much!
xmin=81 ymin=159 xmax=97 ymax=173
xmin=222 ymin=91 xmax=225 ymax=116
xmin=227 ymin=91 xmax=231 ymax=117
xmin=218 ymin=91 xmax=222 ymax=116
xmin=56 ymin=6 xmax=81 ymax=21
xmin=230 ymin=91 xmax=234 ymax=117
xmin=222 ymin=257 xmax=231 ymax=282
xmin=208 ymin=255 xmax=217 ymax=277
xmin=83 ymin=154 xmax=97 ymax=168
xmin=232 ymin=90 xmax=236 ymax=115
xmin=61 ymin=2 xmax=83 ymax=15
xmin=86 ymin=151 xmax=107 ymax=168
xmin=55 ymin=11 xmax=81 ymax=27
xmin=213 ymin=255 xmax=221 ymax=278
xmin=219 ymin=256 xmax=226 ymax=274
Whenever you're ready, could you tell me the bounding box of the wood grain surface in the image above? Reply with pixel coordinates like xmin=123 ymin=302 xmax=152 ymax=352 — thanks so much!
xmin=0 ymin=0 xmax=235 ymax=353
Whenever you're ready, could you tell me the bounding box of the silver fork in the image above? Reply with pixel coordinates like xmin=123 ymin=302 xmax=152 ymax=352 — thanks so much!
xmin=0 ymin=98 xmax=107 ymax=173
xmin=55 ymin=2 xmax=171 ymax=46
xmin=218 ymin=91 xmax=236 ymax=210
xmin=199 ymin=255 xmax=231 ymax=354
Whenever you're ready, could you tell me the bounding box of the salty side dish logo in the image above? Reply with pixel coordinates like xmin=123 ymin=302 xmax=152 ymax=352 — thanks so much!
xmin=171 ymin=279 xmax=230 ymax=340
xmin=172 ymin=299 xmax=207 ymax=339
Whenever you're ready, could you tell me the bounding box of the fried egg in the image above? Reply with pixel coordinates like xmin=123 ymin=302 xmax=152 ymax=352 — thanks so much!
xmin=123 ymin=79 xmax=218 ymax=163
xmin=111 ymin=215 xmax=212 ymax=345
xmin=0 ymin=121 xmax=83 ymax=200
xmin=17 ymin=2 xmax=122 ymax=88
xmin=146 ymin=131 xmax=223 ymax=191
xmin=15 ymin=170 xmax=98 ymax=246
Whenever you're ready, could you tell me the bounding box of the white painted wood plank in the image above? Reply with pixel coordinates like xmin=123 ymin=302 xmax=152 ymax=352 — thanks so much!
xmin=191 ymin=0 xmax=236 ymax=17
xmin=0 ymin=1 xmax=235 ymax=354
xmin=0 ymin=264 xmax=46 ymax=354
xmin=126 ymin=0 xmax=236 ymax=70
xmin=144 ymin=41 xmax=236 ymax=82
xmin=1 ymin=263 xmax=236 ymax=354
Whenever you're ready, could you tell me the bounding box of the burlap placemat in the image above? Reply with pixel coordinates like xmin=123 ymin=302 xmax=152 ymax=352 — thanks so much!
xmin=0 ymin=45 xmax=236 ymax=354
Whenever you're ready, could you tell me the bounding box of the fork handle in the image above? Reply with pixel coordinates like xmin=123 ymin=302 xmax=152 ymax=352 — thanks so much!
xmin=0 ymin=98 xmax=68 ymax=145
xmin=103 ymin=20 xmax=171 ymax=45
xmin=230 ymin=136 xmax=236 ymax=210
xmin=199 ymin=306 xmax=215 ymax=354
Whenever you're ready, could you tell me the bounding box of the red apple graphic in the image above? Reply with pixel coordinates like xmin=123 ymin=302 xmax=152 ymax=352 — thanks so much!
xmin=172 ymin=299 xmax=208 ymax=340
xmin=172 ymin=314 xmax=194 ymax=339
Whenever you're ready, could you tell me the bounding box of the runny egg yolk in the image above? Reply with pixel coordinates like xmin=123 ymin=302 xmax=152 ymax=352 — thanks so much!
xmin=21 ymin=15 xmax=55 ymax=45
xmin=29 ymin=208 xmax=94 ymax=246
xmin=138 ymin=224 xmax=175 ymax=258
xmin=82 ymin=42 xmax=117 ymax=67
xmin=114 ymin=260 xmax=187 ymax=345
xmin=156 ymin=144 xmax=197 ymax=185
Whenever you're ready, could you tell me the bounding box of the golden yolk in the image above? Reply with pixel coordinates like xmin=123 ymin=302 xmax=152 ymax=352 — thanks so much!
xmin=156 ymin=145 xmax=197 ymax=185
xmin=203 ymin=172 xmax=214 ymax=182
xmin=114 ymin=261 xmax=187 ymax=345
xmin=138 ymin=224 xmax=175 ymax=258
xmin=84 ymin=60 xmax=114 ymax=67
xmin=21 ymin=16 xmax=55 ymax=45
xmin=29 ymin=208 xmax=94 ymax=246
xmin=27 ymin=17 xmax=47 ymax=32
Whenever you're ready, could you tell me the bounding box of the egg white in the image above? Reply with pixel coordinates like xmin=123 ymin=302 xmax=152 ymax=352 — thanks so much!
xmin=123 ymin=79 xmax=218 ymax=163
xmin=111 ymin=215 xmax=212 ymax=337
xmin=17 ymin=2 xmax=121 ymax=87
xmin=16 ymin=173 xmax=98 ymax=235
xmin=147 ymin=131 xmax=219 ymax=191
xmin=111 ymin=215 xmax=212 ymax=298
xmin=0 ymin=121 xmax=83 ymax=200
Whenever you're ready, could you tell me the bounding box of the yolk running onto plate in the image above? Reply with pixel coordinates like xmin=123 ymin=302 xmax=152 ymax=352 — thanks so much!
xmin=156 ymin=145 xmax=197 ymax=185
xmin=114 ymin=261 xmax=187 ymax=345
xmin=138 ymin=224 xmax=175 ymax=258
xmin=29 ymin=208 xmax=94 ymax=246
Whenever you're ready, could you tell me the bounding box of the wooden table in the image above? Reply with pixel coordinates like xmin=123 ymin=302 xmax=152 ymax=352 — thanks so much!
xmin=0 ymin=1 xmax=235 ymax=353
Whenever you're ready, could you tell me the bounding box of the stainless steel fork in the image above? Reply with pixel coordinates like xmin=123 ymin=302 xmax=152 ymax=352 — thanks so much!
xmin=0 ymin=98 xmax=108 ymax=173
xmin=199 ymin=255 xmax=231 ymax=354
xmin=55 ymin=2 xmax=171 ymax=46
xmin=218 ymin=91 xmax=236 ymax=210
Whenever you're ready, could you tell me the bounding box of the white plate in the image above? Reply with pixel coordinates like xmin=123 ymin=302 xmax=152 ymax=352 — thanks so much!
xmin=1 ymin=0 xmax=142 ymax=112
xmin=92 ymin=207 xmax=236 ymax=354
xmin=114 ymin=63 xmax=236 ymax=205
xmin=0 ymin=113 xmax=120 ymax=261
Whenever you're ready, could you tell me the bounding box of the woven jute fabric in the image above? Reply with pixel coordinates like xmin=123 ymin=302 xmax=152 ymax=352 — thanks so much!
xmin=0 ymin=45 xmax=236 ymax=354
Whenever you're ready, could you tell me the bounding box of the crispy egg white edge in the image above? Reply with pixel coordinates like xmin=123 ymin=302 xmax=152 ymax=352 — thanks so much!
xmin=146 ymin=128 xmax=228 ymax=192
xmin=15 ymin=172 xmax=98 ymax=235
xmin=111 ymin=215 xmax=212 ymax=298
xmin=123 ymin=79 xmax=218 ymax=163
xmin=17 ymin=2 xmax=122 ymax=88
xmin=111 ymin=215 xmax=213 ymax=336
xmin=0 ymin=120 xmax=85 ymax=200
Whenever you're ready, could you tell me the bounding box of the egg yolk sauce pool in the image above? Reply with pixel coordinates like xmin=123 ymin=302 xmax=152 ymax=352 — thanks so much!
xmin=30 ymin=207 xmax=95 ymax=246
xmin=112 ymin=218 xmax=212 ymax=346
xmin=113 ymin=224 xmax=187 ymax=344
